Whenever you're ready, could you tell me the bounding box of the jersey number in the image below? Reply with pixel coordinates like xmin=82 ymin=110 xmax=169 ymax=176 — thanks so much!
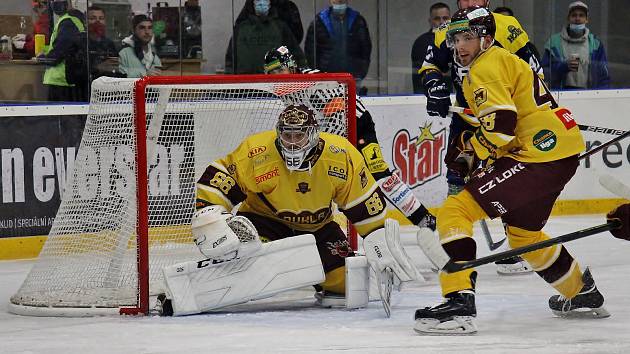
xmin=533 ymin=72 xmax=558 ymax=109
xmin=365 ymin=192 xmax=385 ymax=216
xmin=209 ymin=171 xmax=236 ymax=195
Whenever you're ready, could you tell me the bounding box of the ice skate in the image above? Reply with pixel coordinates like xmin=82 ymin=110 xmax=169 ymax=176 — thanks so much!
xmin=495 ymin=255 xmax=533 ymax=275
xmin=156 ymin=294 xmax=173 ymax=316
xmin=414 ymin=290 xmax=477 ymax=335
xmin=549 ymin=267 xmax=610 ymax=318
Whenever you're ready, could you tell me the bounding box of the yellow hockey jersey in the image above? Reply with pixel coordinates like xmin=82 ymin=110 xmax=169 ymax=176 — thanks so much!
xmin=196 ymin=130 xmax=387 ymax=236
xmin=462 ymin=46 xmax=585 ymax=163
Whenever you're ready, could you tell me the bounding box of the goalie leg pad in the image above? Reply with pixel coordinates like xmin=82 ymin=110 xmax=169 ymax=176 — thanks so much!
xmin=344 ymin=256 xmax=369 ymax=309
xmin=161 ymin=234 xmax=325 ymax=316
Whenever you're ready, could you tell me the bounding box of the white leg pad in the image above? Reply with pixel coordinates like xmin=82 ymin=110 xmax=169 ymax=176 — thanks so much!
xmin=162 ymin=234 xmax=325 ymax=316
xmin=345 ymin=256 xmax=369 ymax=309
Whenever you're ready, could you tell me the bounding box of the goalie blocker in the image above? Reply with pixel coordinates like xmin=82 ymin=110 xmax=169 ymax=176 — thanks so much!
xmin=157 ymin=207 xmax=421 ymax=315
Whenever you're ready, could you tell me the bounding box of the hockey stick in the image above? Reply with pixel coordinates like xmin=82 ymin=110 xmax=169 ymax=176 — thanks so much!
xmin=448 ymin=107 xmax=627 ymax=135
xmin=443 ymin=221 xmax=620 ymax=273
xmin=599 ymin=174 xmax=630 ymax=200
xmin=578 ymin=130 xmax=630 ymax=160
xmin=480 ymin=219 xmax=505 ymax=250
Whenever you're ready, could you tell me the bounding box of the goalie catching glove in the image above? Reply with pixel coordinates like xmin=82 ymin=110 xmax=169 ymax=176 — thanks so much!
xmin=192 ymin=205 xmax=262 ymax=261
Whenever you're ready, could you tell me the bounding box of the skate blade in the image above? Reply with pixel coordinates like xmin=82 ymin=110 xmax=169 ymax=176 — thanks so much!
xmin=413 ymin=316 xmax=477 ymax=335
xmin=496 ymin=262 xmax=533 ymax=276
xmin=314 ymin=293 xmax=346 ymax=308
xmin=552 ymin=306 xmax=611 ymax=319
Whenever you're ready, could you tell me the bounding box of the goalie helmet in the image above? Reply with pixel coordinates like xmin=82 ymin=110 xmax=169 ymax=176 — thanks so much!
xmin=264 ymin=46 xmax=298 ymax=74
xmin=276 ymin=104 xmax=320 ymax=171
xmin=447 ymin=6 xmax=496 ymax=64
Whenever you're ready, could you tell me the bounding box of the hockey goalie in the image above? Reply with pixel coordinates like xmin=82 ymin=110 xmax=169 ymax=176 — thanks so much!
xmin=156 ymin=104 xmax=425 ymax=316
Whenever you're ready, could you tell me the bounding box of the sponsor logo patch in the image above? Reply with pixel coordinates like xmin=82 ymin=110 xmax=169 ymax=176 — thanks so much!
xmin=248 ymin=146 xmax=267 ymax=158
xmin=326 ymin=239 xmax=352 ymax=257
xmin=227 ymin=163 xmax=237 ymax=175
xmin=327 ymin=166 xmax=347 ymax=180
xmin=329 ymin=144 xmax=346 ymax=154
xmin=533 ymin=129 xmax=557 ymax=151
xmin=491 ymin=201 xmax=508 ymax=215
xmin=361 ymin=143 xmax=388 ymax=173
xmin=554 ymin=108 xmax=577 ymax=130
xmin=506 ymin=25 xmax=523 ymax=43
xmin=359 ymin=168 xmax=368 ymax=188
xmin=253 ymin=154 xmax=270 ymax=166
xmin=474 ymin=88 xmax=487 ymax=107
xmin=296 ymin=182 xmax=311 ymax=194
xmin=255 ymin=167 xmax=279 ymax=184
xmin=478 ymin=162 xmax=525 ymax=195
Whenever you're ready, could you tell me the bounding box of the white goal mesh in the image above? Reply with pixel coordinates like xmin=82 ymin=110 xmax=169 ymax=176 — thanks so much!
xmin=10 ymin=74 xmax=356 ymax=316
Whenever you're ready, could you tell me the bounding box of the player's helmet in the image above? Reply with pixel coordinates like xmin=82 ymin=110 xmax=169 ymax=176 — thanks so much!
xmin=264 ymin=46 xmax=298 ymax=74
xmin=447 ymin=6 xmax=496 ymax=64
xmin=276 ymin=104 xmax=320 ymax=171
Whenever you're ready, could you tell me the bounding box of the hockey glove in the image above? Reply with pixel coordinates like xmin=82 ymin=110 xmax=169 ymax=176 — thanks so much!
xmin=444 ymin=130 xmax=479 ymax=178
xmin=607 ymin=203 xmax=630 ymax=241
xmin=425 ymin=78 xmax=451 ymax=118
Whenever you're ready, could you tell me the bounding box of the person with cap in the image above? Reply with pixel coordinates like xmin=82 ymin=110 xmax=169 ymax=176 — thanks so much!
xmin=541 ymin=1 xmax=610 ymax=89
xmin=118 ymin=14 xmax=162 ymax=78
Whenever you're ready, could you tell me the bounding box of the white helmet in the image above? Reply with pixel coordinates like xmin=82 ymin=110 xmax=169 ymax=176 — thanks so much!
xmin=276 ymin=104 xmax=320 ymax=171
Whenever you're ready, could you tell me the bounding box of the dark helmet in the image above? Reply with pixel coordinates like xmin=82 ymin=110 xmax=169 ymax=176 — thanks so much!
xmin=276 ymin=104 xmax=320 ymax=171
xmin=264 ymin=46 xmax=298 ymax=74
xmin=447 ymin=6 xmax=496 ymax=46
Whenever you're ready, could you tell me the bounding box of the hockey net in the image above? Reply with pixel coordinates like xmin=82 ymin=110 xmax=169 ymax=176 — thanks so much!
xmin=9 ymin=74 xmax=356 ymax=316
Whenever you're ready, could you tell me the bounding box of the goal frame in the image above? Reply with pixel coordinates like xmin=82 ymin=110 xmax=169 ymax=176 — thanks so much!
xmin=123 ymin=73 xmax=357 ymax=315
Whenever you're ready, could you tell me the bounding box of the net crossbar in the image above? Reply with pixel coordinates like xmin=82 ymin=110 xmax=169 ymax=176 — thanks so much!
xmin=9 ymin=74 xmax=356 ymax=316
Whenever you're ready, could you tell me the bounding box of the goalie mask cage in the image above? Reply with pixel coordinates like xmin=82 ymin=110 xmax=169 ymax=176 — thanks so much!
xmin=9 ymin=74 xmax=356 ymax=317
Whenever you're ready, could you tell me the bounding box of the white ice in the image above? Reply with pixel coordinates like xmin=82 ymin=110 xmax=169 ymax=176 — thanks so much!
xmin=1 ymin=215 xmax=629 ymax=354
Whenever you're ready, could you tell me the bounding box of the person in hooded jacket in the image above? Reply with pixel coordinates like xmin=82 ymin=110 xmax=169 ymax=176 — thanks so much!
xmin=225 ymin=0 xmax=305 ymax=74
xmin=118 ymin=14 xmax=162 ymax=78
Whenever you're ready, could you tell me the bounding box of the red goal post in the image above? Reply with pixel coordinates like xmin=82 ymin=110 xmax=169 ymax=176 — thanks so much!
xmin=9 ymin=73 xmax=357 ymax=316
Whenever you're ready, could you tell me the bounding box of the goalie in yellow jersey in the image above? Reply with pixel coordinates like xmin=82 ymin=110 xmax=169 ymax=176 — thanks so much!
xmin=156 ymin=104 xmax=424 ymax=316
xmin=413 ymin=6 xmax=609 ymax=335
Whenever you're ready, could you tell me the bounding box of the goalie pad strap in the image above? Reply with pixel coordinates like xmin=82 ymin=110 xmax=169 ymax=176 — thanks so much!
xmin=162 ymin=234 xmax=325 ymax=316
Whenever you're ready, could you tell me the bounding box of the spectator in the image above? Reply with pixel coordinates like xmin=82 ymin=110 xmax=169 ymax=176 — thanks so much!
xmin=87 ymin=6 xmax=121 ymax=82
xmin=411 ymin=2 xmax=450 ymax=94
xmin=235 ymin=0 xmax=304 ymax=44
xmin=493 ymin=6 xmax=514 ymax=16
xmin=119 ymin=14 xmax=162 ymax=78
xmin=305 ymin=0 xmax=372 ymax=93
xmin=36 ymin=0 xmax=86 ymax=102
xmin=24 ymin=0 xmax=51 ymax=57
xmin=226 ymin=0 xmax=305 ymax=74
xmin=541 ymin=1 xmax=610 ymax=89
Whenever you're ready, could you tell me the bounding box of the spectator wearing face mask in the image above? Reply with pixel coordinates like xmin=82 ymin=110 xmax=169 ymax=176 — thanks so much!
xmin=87 ymin=6 xmax=121 ymax=82
xmin=225 ymin=0 xmax=305 ymax=74
xmin=305 ymin=0 xmax=372 ymax=93
xmin=541 ymin=1 xmax=610 ymax=89
xmin=411 ymin=2 xmax=450 ymax=94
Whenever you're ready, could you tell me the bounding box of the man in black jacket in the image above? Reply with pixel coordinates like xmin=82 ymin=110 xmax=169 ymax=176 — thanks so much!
xmin=305 ymin=0 xmax=371 ymax=93
xmin=411 ymin=2 xmax=450 ymax=94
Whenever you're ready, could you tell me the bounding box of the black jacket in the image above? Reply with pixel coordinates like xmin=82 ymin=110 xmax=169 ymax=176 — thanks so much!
xmin=305 ymin=7 xmax=371 ymax=80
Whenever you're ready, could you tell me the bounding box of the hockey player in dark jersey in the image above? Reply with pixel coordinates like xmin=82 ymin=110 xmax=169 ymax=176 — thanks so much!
xmin=264 ymin=46 xmax=436 ymax=232
xmin=419 ymin=0 xmax=540 ymax=274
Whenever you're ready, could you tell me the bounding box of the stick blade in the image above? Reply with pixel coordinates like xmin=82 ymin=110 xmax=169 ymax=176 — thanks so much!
xmin=599 ymin=174 xmax=630 ymax=200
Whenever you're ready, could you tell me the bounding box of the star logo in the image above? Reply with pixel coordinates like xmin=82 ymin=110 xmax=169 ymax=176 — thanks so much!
xmin=416 ymin=122 xmax=436 ymax=145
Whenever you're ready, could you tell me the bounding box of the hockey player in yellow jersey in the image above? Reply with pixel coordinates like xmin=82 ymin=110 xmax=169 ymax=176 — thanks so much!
xmin=166 ymin=104 xmax=422 ymax=314
xmin=414 ymin=6 xmax=609 ymax=335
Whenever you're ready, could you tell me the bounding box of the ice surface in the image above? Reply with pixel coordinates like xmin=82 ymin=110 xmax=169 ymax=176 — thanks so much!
xmin=1 ymin=215 xmax=629 ymax=354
